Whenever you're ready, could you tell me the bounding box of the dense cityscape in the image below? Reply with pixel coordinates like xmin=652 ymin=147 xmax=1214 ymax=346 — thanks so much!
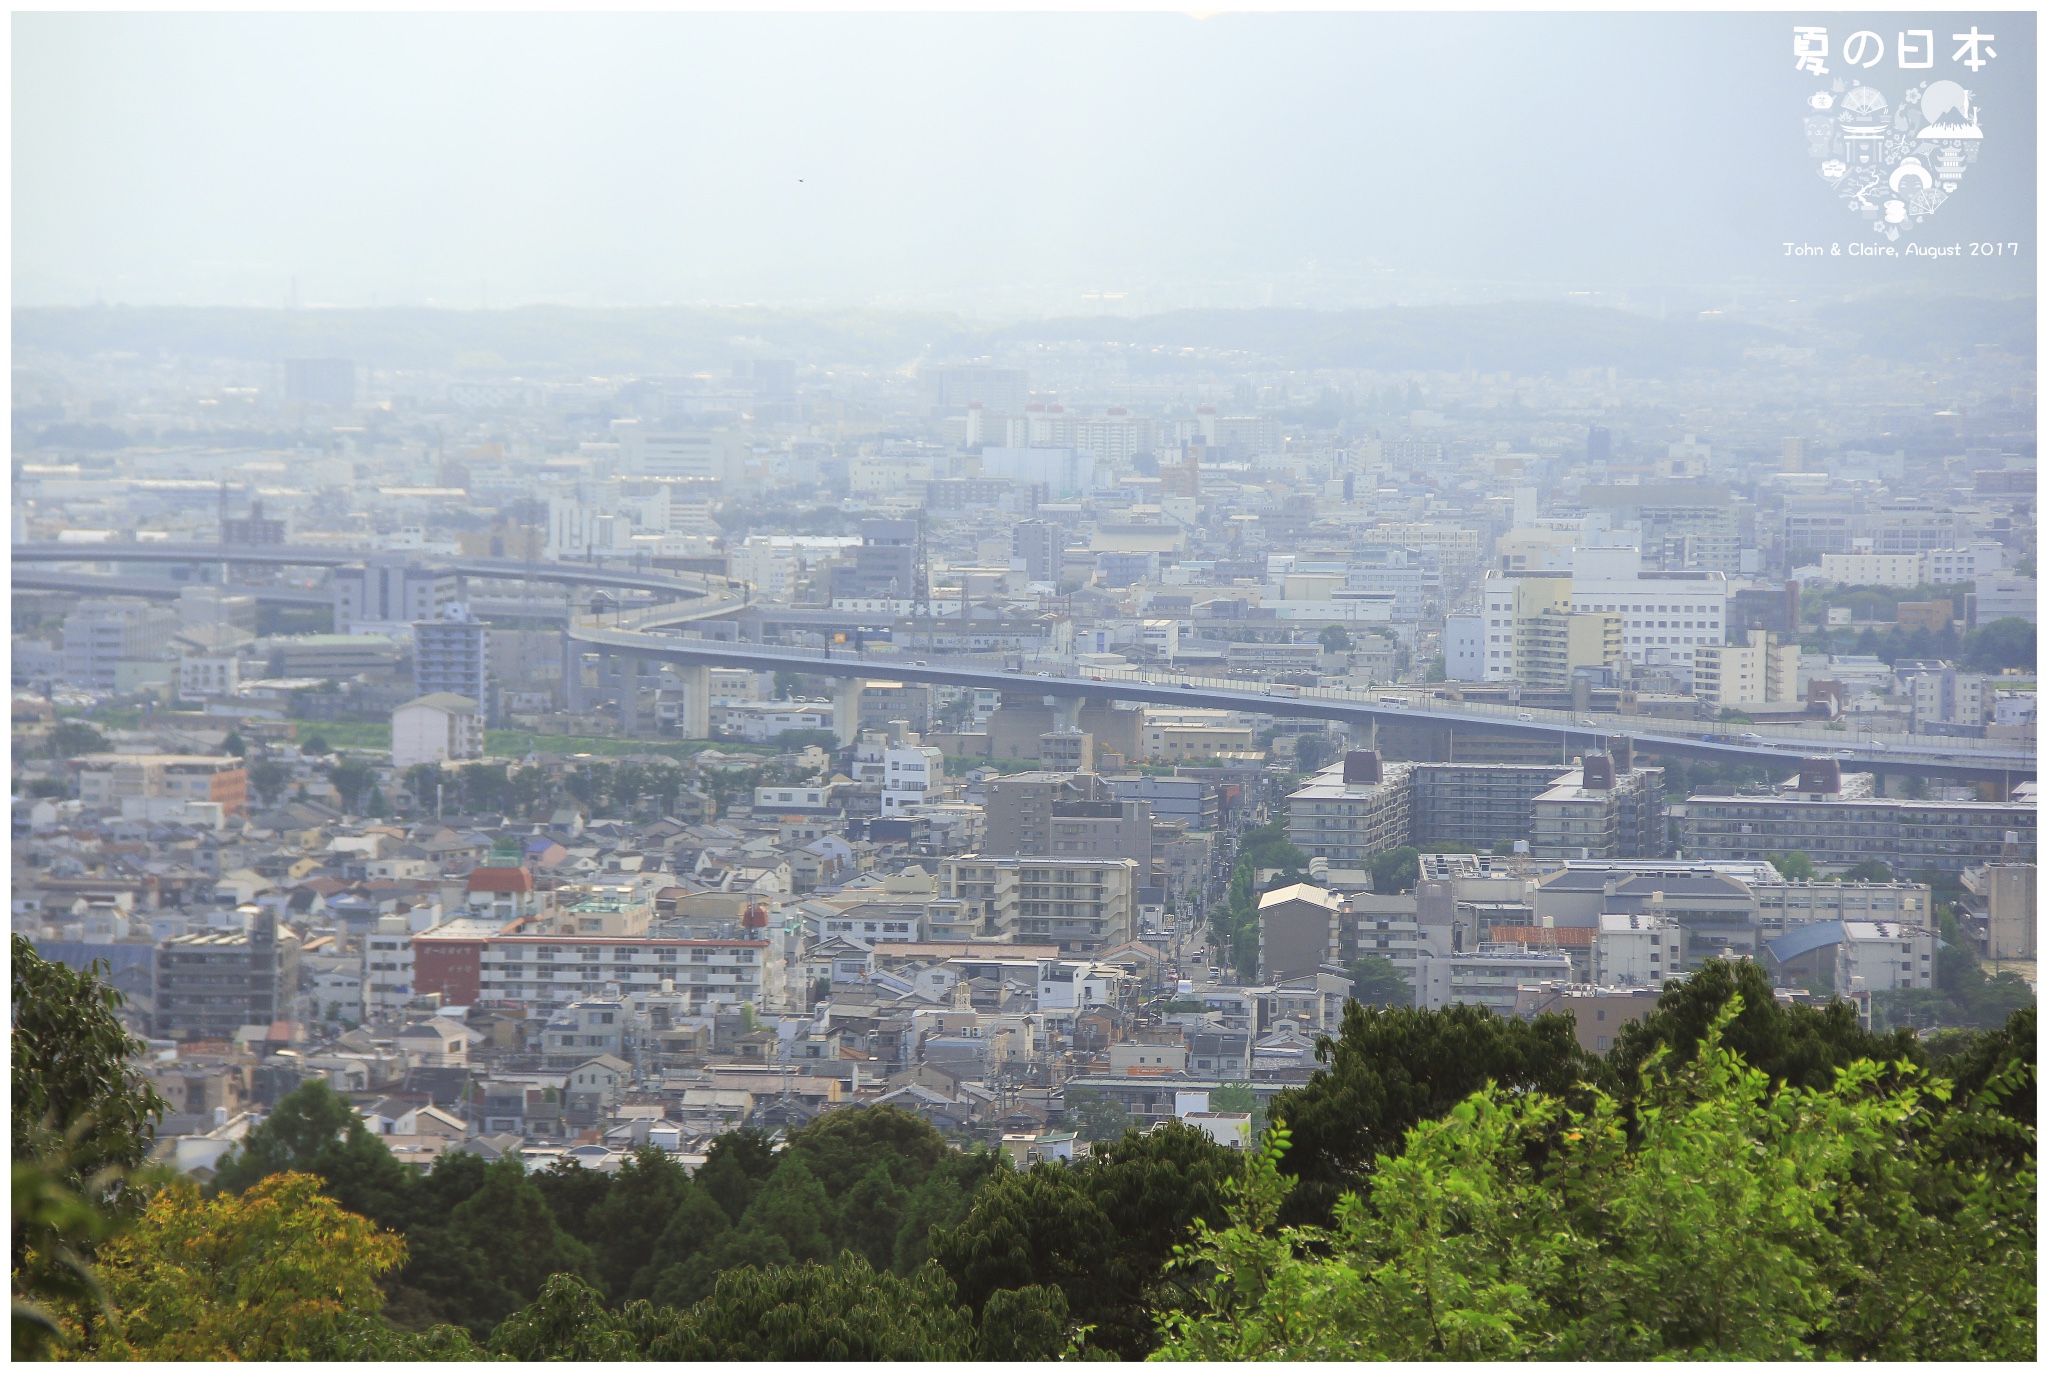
xmin=11 ymin=9 xmax=2035 ymax=1364
xmin=12 ymin=297 xmax=2036 ymax=1357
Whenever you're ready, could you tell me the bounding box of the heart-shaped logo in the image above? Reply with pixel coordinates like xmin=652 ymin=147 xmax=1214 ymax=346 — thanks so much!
xmin=1805 ymin=78 xmax=1982 ymax=239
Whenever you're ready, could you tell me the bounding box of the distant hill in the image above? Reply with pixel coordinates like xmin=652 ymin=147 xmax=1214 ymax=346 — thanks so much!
xmin=12 ymin=294 xmax=2032 ymax=377
xmin=960 ymin=303 xmax=1779 ymax=375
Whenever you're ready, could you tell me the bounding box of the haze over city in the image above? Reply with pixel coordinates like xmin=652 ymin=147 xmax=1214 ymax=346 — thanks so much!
xmin=10 ymin=8 xmax=2038 ymax=1366
xmin=15 ymin=10 xmax=2036 ymax=312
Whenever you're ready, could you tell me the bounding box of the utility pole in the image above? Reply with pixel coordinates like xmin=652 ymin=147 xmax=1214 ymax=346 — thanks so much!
xmin=912 ymin=509 xmax=932 ymax=628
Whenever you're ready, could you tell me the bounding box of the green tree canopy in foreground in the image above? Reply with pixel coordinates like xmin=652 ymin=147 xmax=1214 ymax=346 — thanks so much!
xmin=1155 ymin=1002 xmax=2036 ymax=1361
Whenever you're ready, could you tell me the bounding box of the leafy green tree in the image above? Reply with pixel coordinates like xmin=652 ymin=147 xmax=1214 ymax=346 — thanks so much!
xmin=583 ymin=1148 xmax=690 ymax=1298
xmin=210 ymin=1078 xmax=414 ymax=1233
xmin=835 ymin=1161 xmax=909 ymax=1272
xmin=46 ymin=723 xmax=107 ymax=760
xmin=11 ymin=938 xmax=166 ymax=1203
xmin=785 ymin=1104 xmax=949 ymax=1195
xmin=1963 ymin=616 xmax=2034 ymax=671
xmin=934 ymin=1120 xmax=1242 ymax=1358
xmin=1930 ymin=1006 xmax=2036 ymax=1148
xmin=1317 ymin=624 xmax=1351 ymax=653
xmin=1267 ymin=1000 xmax=1592 ymax=1228
xmin=1293 ymin=732 xmax=1339 ymax=773
xmin=1065 ymin=1088 xmax=1132 ymax=1143
xmin=220 ymin=731 xmax=246 ymax=757
xmin=10 ymin=945 xmax=159 ymax=1355
xmin=1842 ymin=859 xmax=1895 ymax=882
xmin=531 ymin=1155 xmax=614 ymax=1249
xmin=247 ymin=760 xmax=291 ymax=806
xmin=637 ymin=1180 xmax=733 ymax=1307
xmin=650 ymin=1255 xmax=1002 ymax=1360
xmin=1769 ymin=850 xmax=1818 ymax=880
xmin=84 ymin=1172 xmax=413 ymax=1361
xmin=13 ymin=1147 xmax=120 ymax=1358
xmin=443 ymin=1156 xmax=597 ymax=1324
xmin=891 ymin=1152 xmax=1000 ymax=1276
xmin=487 ymin=1272 xmax=663 ymax=1361
xmin=1343 ymin=954 xmax=1411 ymax=1008
xmin=489 ymin=1262 xmax=1073 ymax=1368
xmin=737 ymin=1153 xmax=834 ymax=1265
xmin=403 ymin=763 xmax=443 ymax=812
xmin=1155 ymin=1004 xmax=2036 ymax=1361
xmin=326 ymin=761 xmax=375 ymax=813
xmin=1368 ymin=845 xmax=1420 ymax=895
xmin=1605 ymin=958 xmax=1922 ymax=1097
xmin=693 ymin=1128 xmax=776 ymax=1225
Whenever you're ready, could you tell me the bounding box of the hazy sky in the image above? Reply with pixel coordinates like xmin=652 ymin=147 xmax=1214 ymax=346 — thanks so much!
xmin=14 ymin=10 xmax=2036 ymax=314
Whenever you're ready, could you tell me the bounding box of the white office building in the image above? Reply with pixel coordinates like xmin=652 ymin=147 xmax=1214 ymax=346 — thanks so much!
xmin=1567 ymin=545 xmax=1728 ymax=673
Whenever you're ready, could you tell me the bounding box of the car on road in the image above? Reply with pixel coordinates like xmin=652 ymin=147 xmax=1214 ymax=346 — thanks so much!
xmin=1516 ymin=711 xmax=1533 ymax=721
xmin=1577 ymin=717 xmax=1596 ymax=727
xmin=1739 ymin=732 xmax=1763 ymax=742
xmin=1180 ymin=682 xmax=1197 ymax=690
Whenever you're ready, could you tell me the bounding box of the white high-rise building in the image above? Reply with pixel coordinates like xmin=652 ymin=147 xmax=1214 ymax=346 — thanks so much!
xmin=1443 ymin=612 xmax=1486 ymax=682
xmin=1567 ymin=546 xmax=1728 ymax=674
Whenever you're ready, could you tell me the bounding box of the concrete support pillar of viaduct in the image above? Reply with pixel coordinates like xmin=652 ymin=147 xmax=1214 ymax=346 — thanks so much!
xmin=1047 ymin=694 xmax=1081 ymax=732
xmin=672 ymin=663 xmax=711 ymax=740
xmin=618 ymin=655 xmax=639 ymax=735
xmin=561 ymin=630 xmax=585 ymax=714
xmin=834 ymin=678 xmax=866 ymax=748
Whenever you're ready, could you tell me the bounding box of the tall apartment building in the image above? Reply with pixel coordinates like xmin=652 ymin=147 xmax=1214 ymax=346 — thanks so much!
xmin=1442 ymin=612 xmax=1486 ymax=682
xmin=1012 ymin=519 xmax=1065 ymax=584
xmin=1285 ymin=752 xmax=1414 ymax=869
xmin=391 ymin=693 xmax=484 ymax=770
xmin=1583 ymin=485 xmax=1741 ymax=572
xmin=1411 ymin=948 xmax=1575 ymax=1013
xmin=983 ymin=771 xmax=1154 ymax=865
xmin=332 ymin=560 xmax=458 ymax=635
xmin=1106 ymin=774 xmax=1219 ymax=830
xmin=154 ymin=915 xmax=299 ymax=1040
xmin=73 ymin=753 xmax=249 ymax=817
xmin=1479 ymin=571 xmax=1567 ymax=683
xmin=1863 ymin=501 xmax=1965 ymax=555
xmin=926 ymin=364 xmax=1029 ymax=413
xmin=412 ymin=605 xmax=490 ymax=723
xmin=1257 ymin=883 xmax=1346 ymax=981
xmin=1408 ymin=763 xmax=1574 ymax=850
xmin=364 ymin=915 xmax=416 ymax=1017
xmin=61 ymin=598 xmax=179 ymax=693
xmin=1591 ymin=911 xmax=1680 ymax=987
xmin=1517 ymin=606 xmax=1623 ymax=690
xmin=830 ymin=519 xmax=920 ymax=601
xmin=937 ymin=856 xmax=1138 ymax=954
xmin=1479 ymin=571 xmax=1622 ymax=687
xmin=1817 ymin=551 xmax=1930 ymax=587
xmin=1906 ymin=667 xmax=1989 ymax=730
xmin=614 ymin=425 xmax=744 ymax=482
xmin=474 ymin=935 xmax=773 ymax=1014
xmin=1529 ymin=753 xmax=1666 ymax=861
xmin=1693 ymin=631 xmax=1801 ymax=710
xmin=1679 ymin=766 xmax=2036 ymax=875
